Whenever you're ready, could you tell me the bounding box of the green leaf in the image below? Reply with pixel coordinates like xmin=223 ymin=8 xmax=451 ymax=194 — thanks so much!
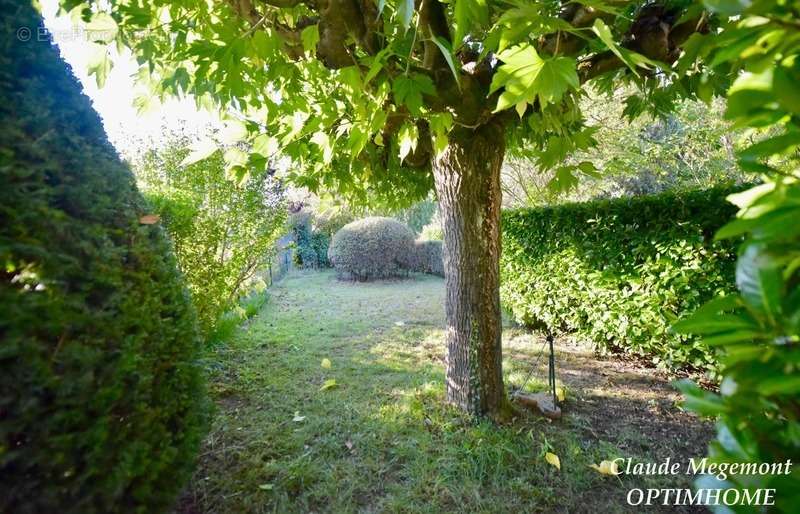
xmin=453 ymin=0 xmax=488 ymax=47
xmin=572 ymin=0 xmax=621 ymax=15
xmin=397 ymin=0 xmax=415 ymax=32
xmin=180 ymin=137 xmax=218 ymax=166
xmin=320 ymin=378 xmax=339 ymax=391
xmin=758 ymin=376 xmax=800 ymax=396
xmin=725 ymin=69 xmax=775 ymax=120
xmin=674 ymin=379 xmax=727 ymax=416
xmin=431 ymin=37 xmax=460 ymax=88
xmin=310 ymin=131 xmax=333 ymax=164
xmin=363 ymin=48 xmax=389 ymax=86
xmin=591 ymin=19 xmax=638 ymax=76
xmin=490 ymin=44 xmax=578 ymax=112
xmin=736 ymin=244 xmax=783 ymax=321
xmin=253 ymin=134 xmax=280 ymax=158
xmin=393 ymin=74 xmax=436 ymax=115
xmin=547 ymin=166 xmax=579 ymax=195
xmin=739 ymin=132 xmax=800 ymax=162
xmin=773 ymin=63 xmax=800 ymax=114
xmin=87 ymin=43 xmax=113 ymax=88
xmin=301 ymin=25 xmax=320 ymax=55
xmin=429 ymin=112 xmax=453 ymax=155
xmin=223 ymin=148 xmax=248 ymax=169
xmin=703 ymin=0 xmax=751 ymax=16
xmin=251 ymin=30 xmax=278 ymax=57
xmin=671 ymin=295 xmax=741 ymax=334
xmin=219 ymin=120 xmax=248 ymax=145
xmin=672 ymin=314 xmax=759 ymax=335
xmin=85 ymin=12 xmax=118 ymax=43
xmin=398 ymin=122 xmax=418 ymax=162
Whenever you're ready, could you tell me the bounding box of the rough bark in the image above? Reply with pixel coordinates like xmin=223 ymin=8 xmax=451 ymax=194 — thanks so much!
xmin=433 ymin=120 xmax=510 ymax=420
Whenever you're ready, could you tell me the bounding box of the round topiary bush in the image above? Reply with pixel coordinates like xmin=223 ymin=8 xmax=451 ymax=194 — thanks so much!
xmin=328 ymin=217 xmax=415 ymax=280
xmin=409 ymin=240 xmax=445 ymax=276
xmin=0 ymin=4 xmax=207 ymax=513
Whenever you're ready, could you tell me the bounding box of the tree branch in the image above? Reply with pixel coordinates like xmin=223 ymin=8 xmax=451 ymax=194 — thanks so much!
xmin=577 ymin=9 xmax=709 ymax=83
xmin=419 ymin=0 xmax=451 ymax=73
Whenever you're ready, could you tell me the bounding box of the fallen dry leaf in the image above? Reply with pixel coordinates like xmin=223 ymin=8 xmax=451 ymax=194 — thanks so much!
xmin=139 ymin=214 xmax=160 ymax=225
xmin=590 ymin=460 xmax=620 ymax=476
xmin=545 ymin=452 xmax=561 ymax=471
xmin=320 ymin=378 xmax=338 ymax=391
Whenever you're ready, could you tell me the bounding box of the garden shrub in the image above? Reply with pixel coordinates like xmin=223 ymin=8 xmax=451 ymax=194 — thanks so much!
xmin=409 ymin=240 xmax=445 ymax=276
xmin=501 ymin=187 xmax=741 ymax=373
xmin=288 ymin=210 xmax=330 ymax=268
xmin=0 ymin=4 xmax=207 ymax=514
xmin=134 ymin=136 xmax=286 ymax=335
xmin=329 ymin=217 xmax=415 ymax=280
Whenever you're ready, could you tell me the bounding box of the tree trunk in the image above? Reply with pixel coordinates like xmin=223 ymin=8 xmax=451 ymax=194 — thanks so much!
xmin=432 ymin=121 xmax=509 ymax=420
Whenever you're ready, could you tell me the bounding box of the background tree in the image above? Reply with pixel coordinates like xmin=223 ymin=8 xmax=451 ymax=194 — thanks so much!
xmin=503 ymin=96 xmax=746 ymax=206
xmin=66 ymin=0 xmax=715 ymax=418
xmin=133 ymin=134 xmax=287 ymax=335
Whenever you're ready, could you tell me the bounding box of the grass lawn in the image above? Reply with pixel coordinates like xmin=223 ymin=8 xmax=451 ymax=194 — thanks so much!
xmin=177 ymin=270 xmax=712 ymax=513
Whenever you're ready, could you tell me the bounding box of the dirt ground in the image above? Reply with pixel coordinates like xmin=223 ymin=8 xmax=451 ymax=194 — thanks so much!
xmin=505 ymin=330 xmax=714 ymax=465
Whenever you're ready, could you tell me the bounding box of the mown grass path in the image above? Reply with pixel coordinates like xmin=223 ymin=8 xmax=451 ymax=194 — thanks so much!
xmin=178 ymin=270 xmax=711 ymax=513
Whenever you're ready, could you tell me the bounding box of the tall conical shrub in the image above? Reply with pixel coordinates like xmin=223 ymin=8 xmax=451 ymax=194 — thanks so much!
xmin=0 ymin=2 xmax=207 ymax=513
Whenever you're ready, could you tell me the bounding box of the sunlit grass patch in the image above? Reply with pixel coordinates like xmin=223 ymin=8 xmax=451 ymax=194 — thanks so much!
xmin=179 ymin=269 xmax=711 ymax=514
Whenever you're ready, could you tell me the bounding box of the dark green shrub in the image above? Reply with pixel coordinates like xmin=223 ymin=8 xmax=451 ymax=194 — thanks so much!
xmin=289 ymin=211 xmax=330 ymax=268
xmin=501 ymin=187 xmax=741 ymax=373
xmin=409 ymin=240 xmax=445 ymax=276
xmin=310 ymin=231 xmax=331 ymax=267
xmin=329 ymin=217 xmax=415 ymax=280
xmin=0 ymin=5 xmax=207 ymax=513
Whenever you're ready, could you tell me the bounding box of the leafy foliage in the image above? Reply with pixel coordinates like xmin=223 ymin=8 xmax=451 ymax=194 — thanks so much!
xmin=501 ymin=187 xmax=741 ymax=373
xmin=59 ymin=0 xmax=716 ymax=208
xmin=288 ymin=211 xmax=331 ymax=268
xmin=0 ymin=4 xmax=207 ymax=512
xmin=329 ymin=217 xmax=415 ymax=280
xmin=669 ymin=1 xmax=800 ymax=510
xmin=133 ymin=136 xmax=287 ymax=336
xmin=503 ymin=97 xmax=747 ymax=206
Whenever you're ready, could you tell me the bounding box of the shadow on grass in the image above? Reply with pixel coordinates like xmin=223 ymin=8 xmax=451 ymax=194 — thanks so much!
xmin=177 ymin=270 xmax=712 ymax=514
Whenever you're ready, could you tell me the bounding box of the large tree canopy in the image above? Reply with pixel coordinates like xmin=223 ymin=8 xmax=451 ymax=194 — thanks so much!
xmin=66 ymin=0 xmax=711 ymax=204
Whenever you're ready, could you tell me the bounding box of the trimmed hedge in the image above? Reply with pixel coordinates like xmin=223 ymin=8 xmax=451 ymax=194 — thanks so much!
xmin=501 ymin=187 xmax=741 ymax=373
xmin=408 ymin=240 xmax=445 ymax=276
xmin=0 ymin=4 xmax=207 ymax=514
xmin=329 ymin=217 xmax=414 ymax=280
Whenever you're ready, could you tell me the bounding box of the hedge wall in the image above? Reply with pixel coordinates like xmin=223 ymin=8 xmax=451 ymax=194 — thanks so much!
xmin=0 ymin=3 xmax=207 ymax=513
xmin=501 ymin=187 xmax=741 ymax=373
